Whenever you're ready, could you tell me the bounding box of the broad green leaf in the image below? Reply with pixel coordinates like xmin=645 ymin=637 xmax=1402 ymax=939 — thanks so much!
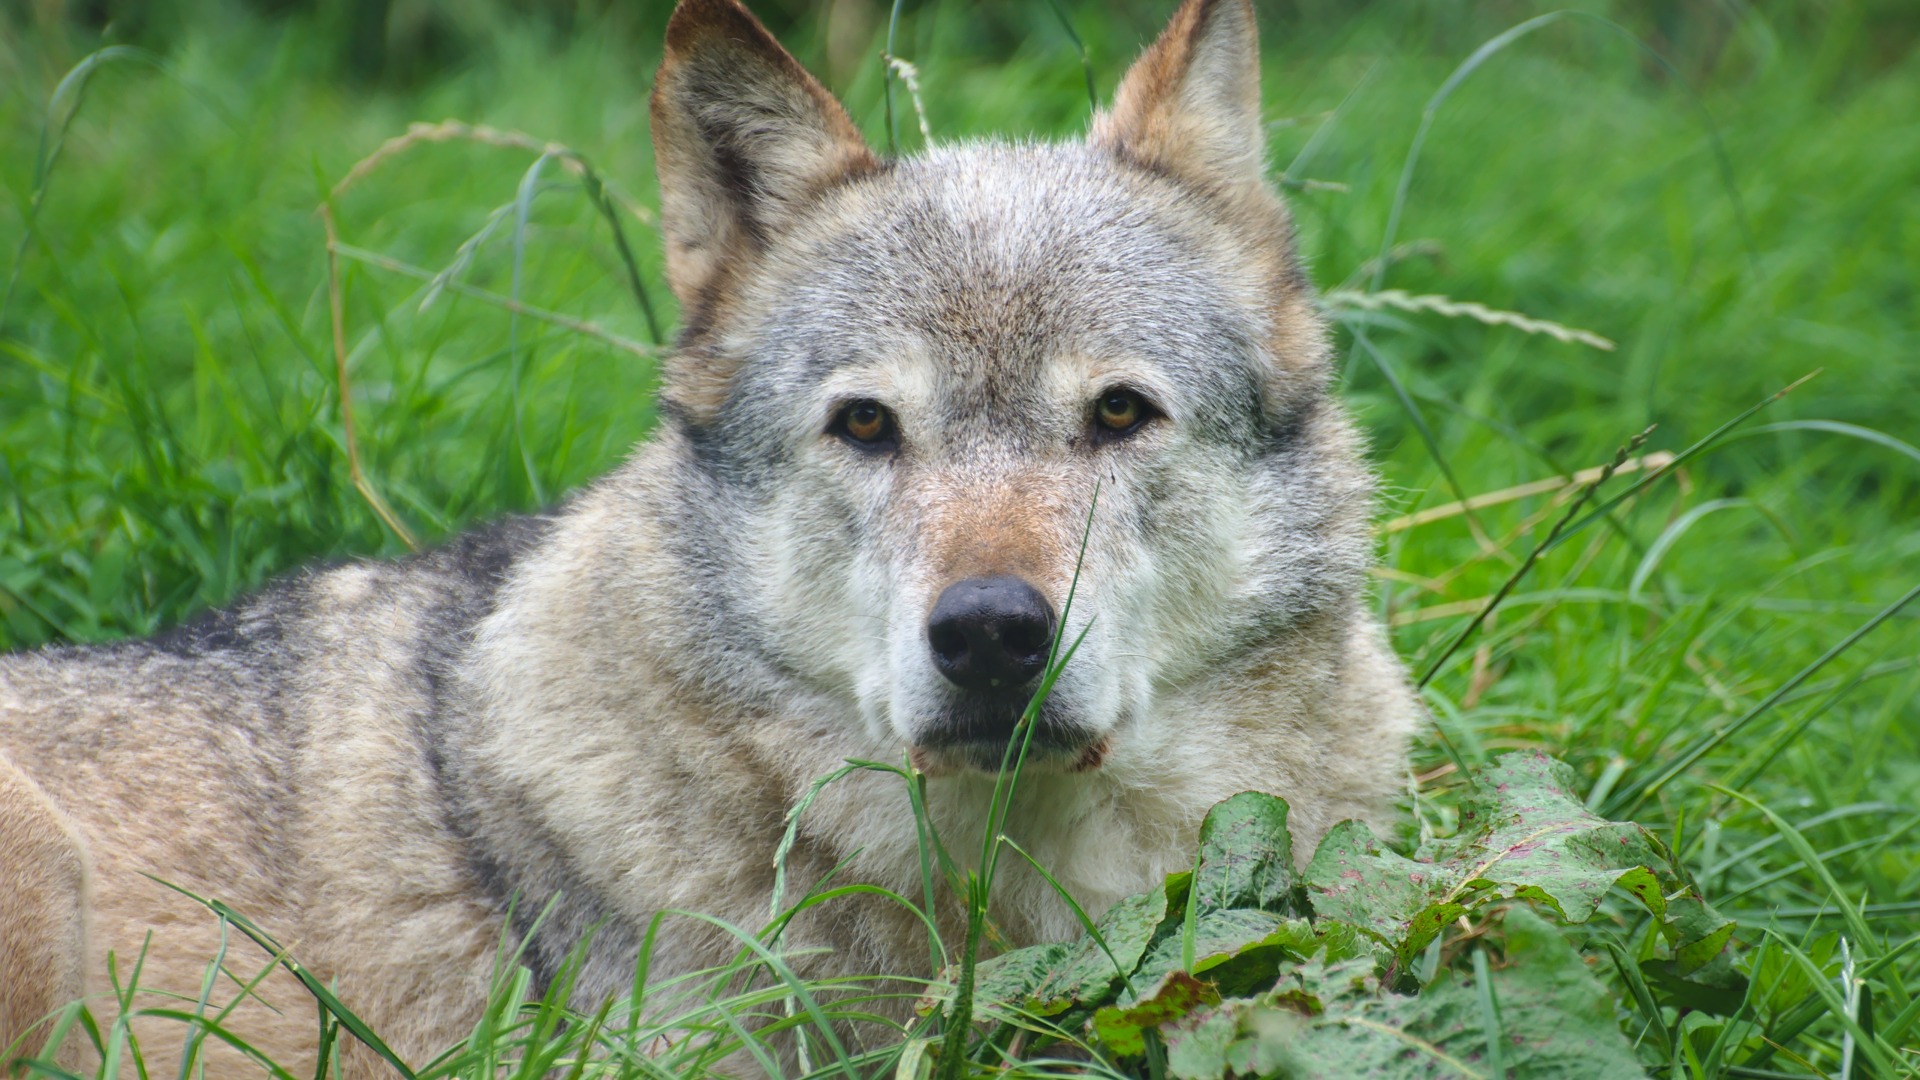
xmin=1662 ymin=894 xmax=1738 ymax=974
xmin=1193 ymin=910 xmax=1651 ymax=1079
xmin=968 ymin=873 xmax=1173 ymax=1017
xmin=1130 ymin=911 xmax=1318 ymax=1002
xmin=1305 ymin=752 xmax=1735 ymax=975
xmin=967 ymin=942 xmax=1073 ymax=1018
xmin=1295 ymin=912 xmax=1644 ymax=1076
xmin=1162 ymin=996 xmax=1315 ymax=1080
xmin=1193 ymin=792 xmax=1299 ymax=915
xmin=1092 ymin=971 xmax=1220 ymax=1057
xmin=1302 ymin=820 xmax=1468 ymax=972
xmin=1449 ymin=754 xmax=1667 ymax=918
xmin=1097 ymin=882 xmax=1177 ymax=976
xmin=1163 ymin=1001 xmax=1244 ymax=1080
xmin=967 ymin=754 xmax=1735 ymax=1070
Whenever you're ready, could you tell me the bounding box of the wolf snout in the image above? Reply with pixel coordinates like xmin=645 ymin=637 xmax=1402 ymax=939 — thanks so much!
xmin=926 ymin=576 xmax=1056 ymax=692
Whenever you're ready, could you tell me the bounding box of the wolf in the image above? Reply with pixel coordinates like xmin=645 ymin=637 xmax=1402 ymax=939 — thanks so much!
xmin=0 ymin=0 xmax=1417 ymax=1073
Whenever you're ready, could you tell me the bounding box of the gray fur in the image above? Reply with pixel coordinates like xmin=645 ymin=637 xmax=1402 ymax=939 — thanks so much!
xmin=0 ymin=0 xmax=1417 ymax=1073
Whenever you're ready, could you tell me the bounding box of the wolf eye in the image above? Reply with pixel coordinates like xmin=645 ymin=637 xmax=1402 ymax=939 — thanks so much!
xmin=1092 ymin=388 xmax=1156 ymax=441
xmin=832 ymin=399 xmax=898 ymax=449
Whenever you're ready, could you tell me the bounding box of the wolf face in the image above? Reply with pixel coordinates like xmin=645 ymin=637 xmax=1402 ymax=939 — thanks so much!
xmin=649 ymin=0 xmax=1373 ymax=776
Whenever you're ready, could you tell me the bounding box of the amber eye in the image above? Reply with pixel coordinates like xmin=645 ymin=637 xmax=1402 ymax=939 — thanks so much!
xmin=833 ymin=399 xmax=897 ymax=448
xmin=1093 ymin=388 xmax=1154 ymax=439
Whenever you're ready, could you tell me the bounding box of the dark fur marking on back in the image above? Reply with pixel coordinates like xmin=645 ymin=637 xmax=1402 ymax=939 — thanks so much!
xmin=402 ymin=511 xmax=555 ymax=803
xmin=145 ymin=564 xmax=317 ymax=664
xmin=463 ymin=833 xmax=646 ymax=998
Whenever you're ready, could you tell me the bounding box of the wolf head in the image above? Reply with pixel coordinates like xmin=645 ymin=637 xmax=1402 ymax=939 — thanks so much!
xmin=648 ymin=0 xmax=1374 ymax=775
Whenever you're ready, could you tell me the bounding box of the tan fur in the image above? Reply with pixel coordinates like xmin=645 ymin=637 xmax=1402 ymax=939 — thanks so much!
xmin=918 ymin=472 xmax=1078 ymax=595
xmin=0 ymin=757 xmax=88 ymax=1067
xmin=0 ymin=586 xmax=506 ymax=1075
xmin=1096 ymin=0 xmax=1263 ymax=191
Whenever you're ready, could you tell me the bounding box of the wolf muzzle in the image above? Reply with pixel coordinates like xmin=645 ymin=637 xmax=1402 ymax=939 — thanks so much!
xmin=918 ymin=575 xmax=1097 ymax=767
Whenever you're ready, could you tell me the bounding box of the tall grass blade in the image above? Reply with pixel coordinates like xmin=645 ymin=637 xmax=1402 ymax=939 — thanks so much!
xmin=177 ymin=916 xmax=229 ymax=1080
xmin=1712 ymin=789 xmax=1880 ymax=958
xmin=1349 ymin=326 xmax=1492 ymax=544
xmin=1471 ymin=947 xmax=1507 ymax=1080
xmin=941 ymin=486 xmax=1099 ymax=1080
xmin=1616 ymin=580 xmax=1920 ymax=815
xmin=1737 ymin=419 xmax=1920 ymax=470
xmin=508 ymin=152 xmax=552 ymax=505
xmin=142 ymin=878 xmax=419 ymax=1079
xmin=997 ymin=836 xmax=1137 ymax=996
xmin=1371 ymin=10 xmax=1754 ymax=297
xmin=1044 ymin=0 xmax=1099 ymax=114
xmin=1627 ymin=497 xmax=1773 ymax=600
xmin=576 ymin=166 xmax=665 ymax=344
xmin=1540 ymin=371 xmax=1818 ymax=558
xmin=665 ymin=910 xmax=859 ymax=1079
xmin=3 ymin=46 xmax=162 ymax=326
xmin=1419 ymin=428 xmax=1650 ymax=689
xmin=883 ymin=0 xmax=907 ymax=154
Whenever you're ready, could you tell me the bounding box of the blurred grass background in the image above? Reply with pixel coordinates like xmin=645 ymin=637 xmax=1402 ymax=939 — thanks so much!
xmin=2 ymin=0 xmax=1919 ymax=1068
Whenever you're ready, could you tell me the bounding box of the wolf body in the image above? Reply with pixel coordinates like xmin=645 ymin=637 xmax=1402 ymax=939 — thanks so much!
xmin=0 ymin=0 xmax=1417 ymax=1073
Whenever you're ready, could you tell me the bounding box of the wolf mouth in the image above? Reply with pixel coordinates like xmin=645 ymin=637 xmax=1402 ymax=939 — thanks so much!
xmin=909 ymin=694 xmax=1104 ymax=775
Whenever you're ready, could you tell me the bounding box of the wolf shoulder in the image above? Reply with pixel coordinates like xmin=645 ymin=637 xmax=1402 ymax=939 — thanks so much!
xmin=0 ymin=514 xmax=555 ymax=808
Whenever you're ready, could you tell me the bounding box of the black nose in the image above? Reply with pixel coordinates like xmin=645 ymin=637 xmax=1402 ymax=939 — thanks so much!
xmin=927 ymin=576 xmax=1056 ymax=692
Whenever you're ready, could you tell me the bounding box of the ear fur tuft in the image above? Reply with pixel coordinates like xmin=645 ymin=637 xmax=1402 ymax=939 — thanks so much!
xmin=650 ymin=0 xmax=876 ymax=309
xmin=1092 ymin=0 xmax=1265 ymax=191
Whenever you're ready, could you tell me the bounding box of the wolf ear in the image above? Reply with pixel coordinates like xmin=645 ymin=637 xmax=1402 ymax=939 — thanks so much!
xmin=1092 ymin=0 xmax=1265 ymax=191
xmin=650 ymin=0 xmax=877 ymax=308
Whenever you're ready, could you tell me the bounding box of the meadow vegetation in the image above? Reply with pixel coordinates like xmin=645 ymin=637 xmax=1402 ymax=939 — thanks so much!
xmin=1 ymin=0 xmax=1917 ymax=1075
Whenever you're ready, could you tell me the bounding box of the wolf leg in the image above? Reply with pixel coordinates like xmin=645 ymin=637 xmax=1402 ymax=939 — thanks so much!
xmin=0 ymin=754 xmax=90 ymax=1070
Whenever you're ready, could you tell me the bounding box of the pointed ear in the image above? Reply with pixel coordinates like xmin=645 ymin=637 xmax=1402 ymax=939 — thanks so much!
xmin=1092 ymin=0 xmax=1265 ymax=190
xmin=650 ymin=0 xmax=877 ymax=308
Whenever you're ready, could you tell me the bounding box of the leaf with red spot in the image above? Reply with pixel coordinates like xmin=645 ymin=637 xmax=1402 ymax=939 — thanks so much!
xmin=1304 ymin=752 xmax=1735 ymax=977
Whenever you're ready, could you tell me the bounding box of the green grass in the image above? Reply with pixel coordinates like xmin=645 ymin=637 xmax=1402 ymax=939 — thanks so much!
xmin=3 ymin=0 xmax=1918 ymax=1075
